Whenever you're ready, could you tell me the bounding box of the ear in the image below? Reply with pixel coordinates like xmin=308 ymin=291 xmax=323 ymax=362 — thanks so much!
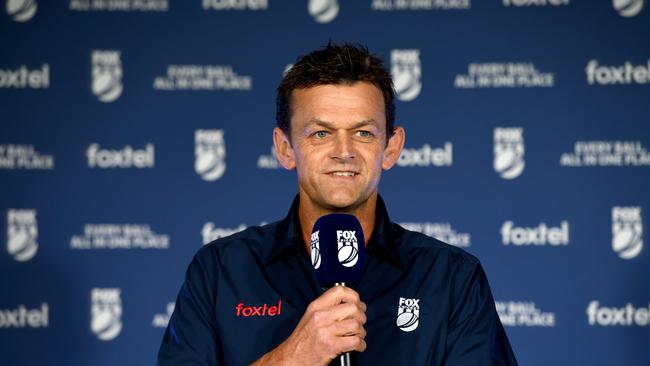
xmin=382 ymin=126 xmax=405 ymax=170
xmin=273 ymin=127 xmax=296 ymax=170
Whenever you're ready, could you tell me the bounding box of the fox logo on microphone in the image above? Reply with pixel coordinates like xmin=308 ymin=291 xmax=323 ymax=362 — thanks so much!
xmin=308 ymin=0 xmax=339 ymax=23
xmin=336 ymin=230 xmax=358 ymax=267
xmin=7 ymin=209 xmax=38 ymax=262
xmin=612 ymin=206 xmax=643 ymax=259
xmin=391 ymin=49 xmax=422 ymax=102
xmin=91 ymin=50 xmax=123 ymax=103
xmin=195 ymin=129 xmax=226 ymax=181
xmin=396 ymin=297 xmax=420 ymax=332
xmin=91 ymin=288 xmax=122 ymax=341
xmin=494 ymin=127 xmax=525 ymax=180
xmin=310 ymin=230 xmax=321 ymax=269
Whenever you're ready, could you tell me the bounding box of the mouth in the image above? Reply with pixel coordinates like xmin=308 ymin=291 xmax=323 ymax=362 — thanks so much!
xmin=326 ymin=170 xmax=359 ymax=177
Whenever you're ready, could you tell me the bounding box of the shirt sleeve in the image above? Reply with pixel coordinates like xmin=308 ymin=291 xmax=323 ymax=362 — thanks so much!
xmin=157 ymin=248 xmax=222 ymax=365
xmin=443 ymin=259 xmax=518 ymax=366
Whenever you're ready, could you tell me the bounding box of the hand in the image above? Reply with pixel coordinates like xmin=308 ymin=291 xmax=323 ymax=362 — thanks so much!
xmin=251 ymin=286 xmax=367 ymax=366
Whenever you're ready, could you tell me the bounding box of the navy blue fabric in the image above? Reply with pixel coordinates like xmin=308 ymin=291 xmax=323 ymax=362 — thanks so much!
xmin=157 ymin=195 xmax=518 ymax=365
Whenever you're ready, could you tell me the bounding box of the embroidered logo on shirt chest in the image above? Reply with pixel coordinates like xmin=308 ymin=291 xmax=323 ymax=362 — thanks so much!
xmin=396 ymin=297 xmax=420 ymax=332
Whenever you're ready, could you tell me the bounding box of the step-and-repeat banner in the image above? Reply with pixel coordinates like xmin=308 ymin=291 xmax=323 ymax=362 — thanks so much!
xmin=1 ymin=1 xmax=649 ymax=365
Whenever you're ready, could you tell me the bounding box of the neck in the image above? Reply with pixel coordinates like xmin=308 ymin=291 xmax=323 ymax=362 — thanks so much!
xmin=299 ymin=194 xmax=377 ymax=253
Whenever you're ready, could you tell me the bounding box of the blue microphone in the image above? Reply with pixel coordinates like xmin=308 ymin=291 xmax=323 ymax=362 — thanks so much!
xmin=310 ymin=213 xmax=366 ymax=288
xmin=310 ymin=213 xmax=366 ymax=366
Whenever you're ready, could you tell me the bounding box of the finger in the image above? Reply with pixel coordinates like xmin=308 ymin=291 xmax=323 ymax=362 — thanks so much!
xmin=317 ymin=286 xmax=362 ymax=308
xmin=355 ymin=338 xmax=367 ymax=353
xmin=337 ymin=335 xmax=367 ymax=354
xmin=329 ymin=318 xmax=366 ymax=338
xmin=306 ymin=303 xmax=365 ymax=331
xmin=328 ymin=302 xmax=367 ymax=324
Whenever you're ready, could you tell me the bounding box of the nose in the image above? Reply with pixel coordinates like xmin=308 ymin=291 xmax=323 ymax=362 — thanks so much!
xmin=331 ymin=132 xmax=355 ymax=161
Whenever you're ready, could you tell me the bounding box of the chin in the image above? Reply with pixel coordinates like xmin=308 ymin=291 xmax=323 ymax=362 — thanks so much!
xmin=315 ymin=194 xmax=349 ymax=208
xmin=321 ymin=192 xmax=366 ymax=211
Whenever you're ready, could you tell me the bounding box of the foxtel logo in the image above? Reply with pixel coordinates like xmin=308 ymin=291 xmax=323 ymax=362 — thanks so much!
xmin=235 ymin=300 xmax=282 ymax=317
xmin=0 ymin=303 xmax=49 ymax=328
xmin=587 ymin=301 xmax=650 ymax=326
xmin=586 ymin=60 xmax=650 ymax=85
xmin=0 ymin=64 xmax=50 ymax=89
xmin=501 ymin=221 xmax=569 ymax=246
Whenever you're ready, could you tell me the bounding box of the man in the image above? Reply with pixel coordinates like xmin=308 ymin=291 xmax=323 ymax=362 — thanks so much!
xmin=158 ymin=43 xmax=517 ymax=365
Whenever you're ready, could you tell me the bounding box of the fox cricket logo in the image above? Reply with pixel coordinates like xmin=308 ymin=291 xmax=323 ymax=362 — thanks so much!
xmin=336 ymin=230 xmax=358 ymax=267
xmin=91 ymin=288 xmax=122 ymax=341
xmin=391 ymin=49 xmax=422 ymax=102
xmin=309 ymin=0 xmax=339 ymax=23
xmin=91 ymin=50 xmax=123 ymax=103
xmin=613 ymin=0 xmax=644 ymax=17
xmin=6 ymin=0 xmax=37 ymax=22
xmin=195 ymin=129 xmax=226 ymax=181
xmin=612 ymin=207 xmax=643 ymax=259
xmin=310 ymin=231 xmax=321 ymax=269
xmin=494 ymin=127 xmax=525 ymax=179
xmin=6 ymin=209 xmax=38 ymax=262
xmin=396 ymin=297 xmax=420 ymax=332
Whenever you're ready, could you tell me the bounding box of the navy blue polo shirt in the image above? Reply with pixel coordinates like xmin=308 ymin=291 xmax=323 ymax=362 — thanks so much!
xmin=157 ymin=195 xmax=517 ymax=365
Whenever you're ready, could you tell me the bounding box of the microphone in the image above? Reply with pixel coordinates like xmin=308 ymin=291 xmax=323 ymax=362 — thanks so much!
xmin=310 ymin=213 xmax=365 ymax=366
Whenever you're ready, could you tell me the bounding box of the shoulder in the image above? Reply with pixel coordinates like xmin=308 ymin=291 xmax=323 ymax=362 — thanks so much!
xmin=392 ymin=223 xmax=480 ymax=271
xmin=392 ymin=224 xmax=491 ymax=305
xmin=193 ymin=221 xmax=281 ymax=265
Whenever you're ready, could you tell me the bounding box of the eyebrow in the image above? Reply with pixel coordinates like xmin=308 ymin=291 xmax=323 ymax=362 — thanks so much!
xmin=307 ymin=118 xmax=377 ymax=130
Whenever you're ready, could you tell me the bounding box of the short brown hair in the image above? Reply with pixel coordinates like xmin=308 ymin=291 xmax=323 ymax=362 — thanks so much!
xmin=276 ymin=43 xmax=396 ymax=141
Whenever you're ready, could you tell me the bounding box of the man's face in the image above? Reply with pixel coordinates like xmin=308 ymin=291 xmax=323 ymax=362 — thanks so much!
xmin=274 ymin=81 xmax=403 ymax=212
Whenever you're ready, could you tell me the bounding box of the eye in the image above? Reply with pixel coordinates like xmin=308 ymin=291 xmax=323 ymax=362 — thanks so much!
xmin=314 ymin=131 xmax=328 ymax=138
xmin=357 ymin=130 xmax=372 ymax=138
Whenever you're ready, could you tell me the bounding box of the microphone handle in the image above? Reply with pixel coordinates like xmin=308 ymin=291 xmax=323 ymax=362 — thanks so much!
xmin=335 ymin=282 xmax=353 ymax=366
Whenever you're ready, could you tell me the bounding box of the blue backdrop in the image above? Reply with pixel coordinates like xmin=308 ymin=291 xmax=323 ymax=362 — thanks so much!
xmin=1 ymin=0 xmax=649 ymax=365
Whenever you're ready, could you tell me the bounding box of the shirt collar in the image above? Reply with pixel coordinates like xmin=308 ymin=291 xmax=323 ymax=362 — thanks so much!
xmin=367 ymin=195 xmax=404 ymax=271
xmin=264 ymin=194 xmax=404 ymax=271
xmin=265 ymin=195 xmax=305 ymax=265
